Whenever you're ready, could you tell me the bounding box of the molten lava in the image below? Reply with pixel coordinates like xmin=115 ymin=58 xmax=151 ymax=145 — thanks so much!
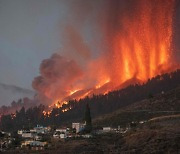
xmin=33 ymin=0 xmax=179 ymax=108
xmin=105 ymin=0 xmax=176 ymax=86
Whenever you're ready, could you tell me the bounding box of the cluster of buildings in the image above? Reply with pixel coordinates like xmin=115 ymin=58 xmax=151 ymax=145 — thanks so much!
xmin=14 ymin=122 xmax=90 ymax=150
xmin=17 ymin=125 xmax=50 ymax=150
xmin=0 ymin=122 xmax=90 ymax=151
xmin=53 ymin=123 xmax=90 ymax=139
xmin=0 ymin=120 xmax=147 ymax=152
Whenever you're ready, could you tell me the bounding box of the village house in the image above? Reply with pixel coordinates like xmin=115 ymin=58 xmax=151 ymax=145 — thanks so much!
xmin=53 ymin=131 xmax=67 ymax=139
xmin=55 ymin=128 xmax=68 ymax=133
xmin=81 ymin=134 xmax=93 ymax=138
xmin=21 ymin=140 xmax=47 ymax=149
xmin=19 ymin=131 xmax=35 ymax=139
xmin=17 ymin=130 xmax=25 ymax=135
xmin=102 ymin=127 xmax=112 ymax=132
xmin=72 ymin=123 xmax=85 ymax=133
xmin=30 ymin=125 xmax=50 ymax=134
xmin=18 ymin=125 xmax=49 ymax=140
xmin=22 ymin=132 xmax=35 ymax=138
xmin=53 ymin=128 xmax=69 ymax=139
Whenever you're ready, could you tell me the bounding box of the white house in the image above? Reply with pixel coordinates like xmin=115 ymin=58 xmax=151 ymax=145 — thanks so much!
xmin=21 ymin=131 xmax=35 ymax=138
xmin=55 ymin=128 xmax=67 ymax=133
xmin=21 ymin=140 xmax=47 ymax=147
xmin=53 ymin=128 xmax=69 ymax=139
xmin=34 ymin=135 xmax=42 ymax=141
xmin=30 ymin=125 xmax=49 ymax=134
xmin=72 ymin=123 xmax=85 ymax=133
xmin=53 ymin=131 xmax=67 ymax=139
xmin=18 ymin=130 xmax=23 ymax=135
xmin=60 ymin=133 xmax=67 ymax=139
xmin=82 ymin=134 xmax=92 ymax=138
xmin=18 ymin=130 xmax=28 ymax=135
xmin=102 ymin=127 xmax=112 ymax=132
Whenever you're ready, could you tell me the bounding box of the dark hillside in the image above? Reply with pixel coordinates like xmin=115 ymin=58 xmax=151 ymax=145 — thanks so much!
xmin=58 ymin=69 xmax=180 ymax=125
xmin=1 ymin=69 xmax=180 ymax=131
xmin=93 ymin=86 xmax=180 ymax=127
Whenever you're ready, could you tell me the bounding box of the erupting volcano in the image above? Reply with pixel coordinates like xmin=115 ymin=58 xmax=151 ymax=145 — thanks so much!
xmin=106 ymin=0 xmax=175 ymax=84
xmin=32 ymin=0 xmax=179 ymax=107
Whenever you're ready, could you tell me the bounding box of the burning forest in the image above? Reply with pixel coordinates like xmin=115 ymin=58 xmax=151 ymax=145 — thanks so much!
xmin=32 ymin=0 xmax=179 ymax=108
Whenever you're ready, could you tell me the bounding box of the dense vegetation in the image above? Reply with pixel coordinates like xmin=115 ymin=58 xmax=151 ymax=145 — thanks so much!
xmin=0 ymin=69 xmax=180 ymax=132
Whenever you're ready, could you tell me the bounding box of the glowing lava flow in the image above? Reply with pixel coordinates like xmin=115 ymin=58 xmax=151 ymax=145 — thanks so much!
xmin=33 ymin=0 xmax=178 ymax=111
xmin=96 ymin=79 xmax=110 ymax=89
xmin=63 ymin=0 xmax=176 ymax=107
xmin=42 ymin=100 xmax=70 ymax=116
xmin=69 ymin=89 xmax=81 ymax=95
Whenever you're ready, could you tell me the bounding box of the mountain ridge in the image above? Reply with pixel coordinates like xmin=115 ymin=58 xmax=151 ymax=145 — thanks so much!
xmin=0 ymin=83 xmax=35 ymax=106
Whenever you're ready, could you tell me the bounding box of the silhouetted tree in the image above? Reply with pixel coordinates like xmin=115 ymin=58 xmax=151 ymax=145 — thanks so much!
xmin=84 ymin=103 xmax=92 ymax=132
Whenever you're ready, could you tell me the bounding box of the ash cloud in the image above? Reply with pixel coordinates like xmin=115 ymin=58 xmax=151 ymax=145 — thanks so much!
xmin=32 ymin=54 xmax=83 ymax=101
xmin=63 ymin=25 xmax=91 ymax=60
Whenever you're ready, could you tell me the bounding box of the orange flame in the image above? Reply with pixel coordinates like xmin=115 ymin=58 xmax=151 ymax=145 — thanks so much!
xmin=104 ymin=0 xmax=176 ymax=87
xmin=44 ymin=0 xmax=178 ymax=110
xmin=96 ymin=78 xmax=110 ymax=89
xmin=69 ymin=89 xmax=81 ymax=95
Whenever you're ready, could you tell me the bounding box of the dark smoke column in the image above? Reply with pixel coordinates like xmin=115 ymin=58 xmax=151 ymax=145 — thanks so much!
xmin=32 ymin=54 xmax=83 ymax=103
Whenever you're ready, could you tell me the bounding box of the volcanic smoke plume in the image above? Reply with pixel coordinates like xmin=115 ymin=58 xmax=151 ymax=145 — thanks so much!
xmin=32 ymin=54 xmax=83 ymax=102
xmin=33 ymin=0 xmax=179 ymax=105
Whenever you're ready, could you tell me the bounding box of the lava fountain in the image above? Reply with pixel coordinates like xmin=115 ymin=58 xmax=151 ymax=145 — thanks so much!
xmin=32 ymin=0 xmax=178 ymax=107
xmin=104 ymin=0 xmax=176 ymax=86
